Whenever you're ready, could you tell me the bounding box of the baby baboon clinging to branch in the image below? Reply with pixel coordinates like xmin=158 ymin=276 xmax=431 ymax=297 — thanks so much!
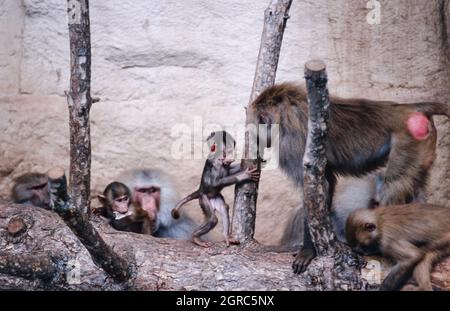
xmin=345 ymin=203 xmax=450 ymax=291
xmin=12 ymin=173 xmax=50 ymax=209
xmin=172 ymin=131 xmax=260 ymax=247
xmin=248 ymin=82 xmax=449 ymax=273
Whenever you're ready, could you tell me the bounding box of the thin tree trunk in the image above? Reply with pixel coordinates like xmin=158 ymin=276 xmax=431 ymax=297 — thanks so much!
xmin=48 ymin=167 xmax=131 ymax=282
xmin=232 ymin=0 xmax=293 ymax=243
xmin=303 ymin=60 xmax=337 ymax=256
xmin=67 ymin=0 xmax=92 ymax=215
xmin=303 ymin=60 xmax=363 ymax=290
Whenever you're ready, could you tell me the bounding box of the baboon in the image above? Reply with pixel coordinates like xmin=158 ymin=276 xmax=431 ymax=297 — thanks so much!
xmin=115 ymin=168 xmax=198 ymax=239
xmin=97 ymin=181 xmax=151 ymax=233
xmin=12 ymin=173 xmax=50 ymax=209
xmin=248 ymin=82 xmax=449 ymax=273
xmin=345 ymin=203 xmax=450 ymax=291
xmin=172 ymin=131 xmax=260 ymax=247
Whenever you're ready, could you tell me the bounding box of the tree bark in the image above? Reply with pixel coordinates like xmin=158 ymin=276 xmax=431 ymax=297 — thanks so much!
xmin=67 ymin=0 xmax=92 ymax=215
xmin=232 ymin=0 xmax=293 ymax=243
xmin=303 ymin=60 xmax=337 ymax=256
xmin=0 ymin=201 xmax=448 ymax=290
xmin=303 ymin=60 xmax=363 ymax=290
xmin=47 ymin=167 xmax=131 ymax=283
xmin=0 ymin=252 xmax=57 ymax=282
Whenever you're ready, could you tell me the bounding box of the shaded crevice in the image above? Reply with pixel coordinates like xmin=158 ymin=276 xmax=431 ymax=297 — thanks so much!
xmin=438 ymin=0 xmax=449 ymax=62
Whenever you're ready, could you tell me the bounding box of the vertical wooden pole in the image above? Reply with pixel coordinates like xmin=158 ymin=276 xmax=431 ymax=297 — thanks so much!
xmin=303 ymin=60 xmax=338 ymax=256
xmin=67 ymin=0 xmax=92 ymax=215
xmin=232 ymin=0 xmax=293 ymax=242
xmin=303 ymin=60 xmax=363 ymax=290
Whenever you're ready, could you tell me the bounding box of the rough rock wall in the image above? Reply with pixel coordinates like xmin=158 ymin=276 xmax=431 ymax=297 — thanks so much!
xmin=0 ymin=0 xmax=448 ymax=244
xmin=0 ymin=0 xmax=24 ymax=95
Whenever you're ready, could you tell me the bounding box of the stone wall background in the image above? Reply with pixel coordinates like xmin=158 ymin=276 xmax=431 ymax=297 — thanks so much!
xmin=0 ymin=0 xmax=448 ymax=244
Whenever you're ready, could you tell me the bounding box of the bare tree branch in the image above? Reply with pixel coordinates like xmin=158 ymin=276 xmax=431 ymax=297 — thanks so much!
xmin=48 ymin=167 xmax=131 ymax=283
xmin=303 ymin=60 xmax=363 ymax=290
xmin=66 ymin=0 xmax=92 ymax=215
xmin=303 ymin=60 xmax=337 ymax=256
xmin=232 ymin=0 xmax=293 ymax=243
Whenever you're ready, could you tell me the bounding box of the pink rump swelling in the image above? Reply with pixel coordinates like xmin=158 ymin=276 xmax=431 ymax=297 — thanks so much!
xmin=406 ymin=112 xmax=429 ymax=140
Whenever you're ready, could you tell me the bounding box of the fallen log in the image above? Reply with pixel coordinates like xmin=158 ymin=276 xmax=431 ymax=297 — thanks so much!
xmin=0 ymin=200 xmax=448 ymax=290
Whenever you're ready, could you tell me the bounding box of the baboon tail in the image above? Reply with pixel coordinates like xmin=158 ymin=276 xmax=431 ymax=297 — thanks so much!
xmin=413 ymin=102 xmax=450 ymax=117
xmin=171 ymin=189 xmax=200 ymax=219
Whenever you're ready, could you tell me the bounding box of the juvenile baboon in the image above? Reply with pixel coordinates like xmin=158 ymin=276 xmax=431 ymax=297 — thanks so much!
xmin=12 ymin=173 xmax=50 ymax=209
xmin=172 ymin=131 xmax=260 ymax=247
xmin=97 ymin=181 xmax=150 ymax=233
xmin=345 ymin=203 xmax=450 ymax=291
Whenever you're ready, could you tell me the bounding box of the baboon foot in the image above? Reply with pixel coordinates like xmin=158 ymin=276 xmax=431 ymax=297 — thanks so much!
xmin=225 ymin=237 xmax=240 ymax=247
xmin=292 ymin=246 xmax=316 ymax=274
xmin=193 ymin=237 xmax=213 ymax=248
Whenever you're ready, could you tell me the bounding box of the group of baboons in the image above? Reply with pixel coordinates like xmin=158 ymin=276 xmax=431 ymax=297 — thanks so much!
xmin=11 ymin=82 xmax=450 ymax=291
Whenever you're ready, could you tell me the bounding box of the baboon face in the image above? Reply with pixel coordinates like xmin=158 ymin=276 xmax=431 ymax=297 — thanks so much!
xmin=30 ymin=182 xmax=50 ymax=207
xmin=98 ymin=182 xmax=132 ymax=219
xmin=346 ymin=215 xmax=380 ymax=255
xmin=112 ymin=194 xmax=130 ymax=214
xmin=207 ymin=131 xmax=236 ymax=167
xmin=247 ymin=106 xmax=278 ymax=161
xmin=133 ymin=185 xmax=161 ymax=234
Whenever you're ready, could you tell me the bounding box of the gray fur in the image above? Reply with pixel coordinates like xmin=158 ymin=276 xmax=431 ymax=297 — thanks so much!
xmin=117 ymin=168 xmax=197 ymax=240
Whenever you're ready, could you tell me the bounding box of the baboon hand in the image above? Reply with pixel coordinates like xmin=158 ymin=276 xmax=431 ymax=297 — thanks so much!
xmin=242 ymin=167 xmax=260 ymax=182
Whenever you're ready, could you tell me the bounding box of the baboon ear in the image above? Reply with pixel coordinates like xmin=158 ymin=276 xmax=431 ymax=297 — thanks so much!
xmin=97 ymin=194 xmax=107 ymax=205
xmin=364 ymin=222 xmax=376 ymax=232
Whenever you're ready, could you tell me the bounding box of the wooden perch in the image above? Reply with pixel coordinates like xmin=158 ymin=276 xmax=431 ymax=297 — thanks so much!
xmin=66 ymin=0 xmax=93 ymax=215
xmin=48 ymin=167 xmax=131 ymax=283
xmin=303 ymin=60 xmax=363 ymax=290
xmin=0 ymin=252 xmax=56 ymax=282
xmin=232 ymin=0 xmax=293 ymax=243
xmin=0 ymin=201 xmax=448 ymax=290
xmin=63 ymin=1 xmax=132 ymax=283
xmin=303 ymin=60 xmax=337 ymax=255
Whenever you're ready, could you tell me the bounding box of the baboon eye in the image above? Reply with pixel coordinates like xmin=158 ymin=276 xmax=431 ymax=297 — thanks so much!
xmin=364 ymin=223 xmax=376 ymax=232
xmin=148 ymin=187 xmax=160 ymax=194
xmin=210 ymin=144 xmax=216 ymax=152
xmin=120 ymin=196 xmax=128 ymax=202
xmin=273 ymin=95 xmax=283 ymax=103
xmin=115 ymin=197 xmax=126 ymax=203
xmin=259 ymin=113 xmax=271 ymax=124
xmin=31 ymin=183 xmax=47 ymax=190
xmin=259 ymin=114 xmax=266 ymax=124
